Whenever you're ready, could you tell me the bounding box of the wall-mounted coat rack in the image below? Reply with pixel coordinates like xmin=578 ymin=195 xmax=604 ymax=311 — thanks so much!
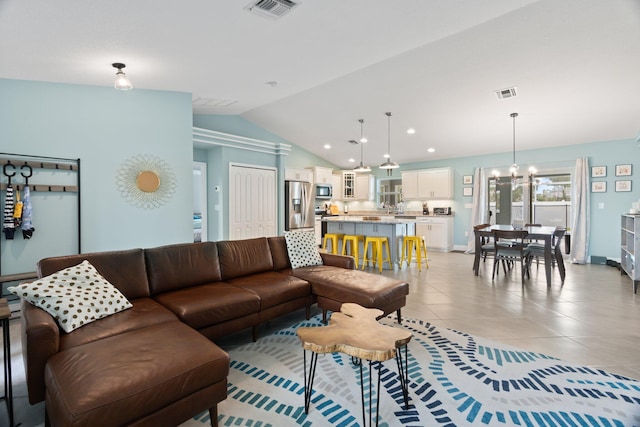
xmin=1 ymin=158 xmax=79 ymax=192
xmin=0 ymin=153 xmax=81 ymax=292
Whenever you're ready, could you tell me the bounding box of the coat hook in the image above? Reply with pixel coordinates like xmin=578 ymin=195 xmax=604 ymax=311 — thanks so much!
xmin=20 ymin=163 xmax=33 ymax=185
xmin=3 ymin=162 xmax=16 ymax=185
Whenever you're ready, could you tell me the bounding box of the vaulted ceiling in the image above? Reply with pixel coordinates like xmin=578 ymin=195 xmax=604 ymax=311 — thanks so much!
xmin=1 ymin=0 xmax=639 ymax=168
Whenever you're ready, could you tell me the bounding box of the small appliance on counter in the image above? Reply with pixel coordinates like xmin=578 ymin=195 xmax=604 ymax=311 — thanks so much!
xmin=433 ymin=207 xmax=452 ymax=215
xmin=422 ymin=202 xmax=429 ymax=215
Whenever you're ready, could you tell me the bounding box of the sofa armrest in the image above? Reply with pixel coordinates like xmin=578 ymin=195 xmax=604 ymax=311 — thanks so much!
xmin=21 ymin=299 xmax=61 ymax=404
xmin=320 ymin=253 xmax=355 ymax=270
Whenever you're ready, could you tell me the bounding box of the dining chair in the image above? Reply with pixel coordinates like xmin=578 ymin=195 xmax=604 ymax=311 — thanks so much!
xmin=473 ymin=223 xmax=494 ymax=264
xmin=492 ymin=229 xmax=531 ymax=284
xmin=527 ymin=226 xmax=566 ymax=269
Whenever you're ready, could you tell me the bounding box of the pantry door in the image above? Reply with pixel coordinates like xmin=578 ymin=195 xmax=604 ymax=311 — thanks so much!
xmin=229 ymin=163 xmax=277 ymax=240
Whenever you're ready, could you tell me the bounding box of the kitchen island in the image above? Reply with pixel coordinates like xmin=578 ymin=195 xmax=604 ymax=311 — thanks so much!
xmin=322 ymin=216 xmax=416 ymax=269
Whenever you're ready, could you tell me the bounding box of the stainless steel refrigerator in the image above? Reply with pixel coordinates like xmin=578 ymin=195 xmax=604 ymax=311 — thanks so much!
xmin=285 ymin=180 xmax=314 ymax=232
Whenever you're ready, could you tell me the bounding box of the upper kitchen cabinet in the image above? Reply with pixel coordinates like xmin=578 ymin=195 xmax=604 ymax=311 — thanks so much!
xmin=307 ymin=167 xmax=333 ymax=184
xmin=402 ymin=167 xmax=453 ymax=200
xmin=341 ymin=170 xmax=356 ymax=199
xmin=285 ymin=168 xmax=313 ymax=182
xmin=401 ymin=171 xmax=419 ymax=199
xmin=331 ymin=173 xmax=342 ymax=200
xmin=355 ymin=174 xmax=375 ymax=200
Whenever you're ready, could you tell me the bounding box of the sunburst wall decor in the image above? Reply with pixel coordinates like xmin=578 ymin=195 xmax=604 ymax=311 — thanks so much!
xmin=115 ymin=154 xmax=176 ymax=209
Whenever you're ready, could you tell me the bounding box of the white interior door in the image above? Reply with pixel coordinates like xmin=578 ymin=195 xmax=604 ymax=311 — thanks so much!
xmin=229 ymin=164 xmax=277 ymax=240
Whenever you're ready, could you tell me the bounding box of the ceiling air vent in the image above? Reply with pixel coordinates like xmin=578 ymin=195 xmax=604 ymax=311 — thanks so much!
xmin=495 ymin=87 xmax=518 ymax=100
xmin=348 ymin=140 xmax=359 ymax=145
xmin=245 ymin=0 xmax=299 ymax=19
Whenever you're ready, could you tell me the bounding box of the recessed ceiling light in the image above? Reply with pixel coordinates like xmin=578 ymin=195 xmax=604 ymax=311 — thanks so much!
xmin=407 ymin=128 xmax=415 ymax=135
xmin=427 ymin=148 xmax=435 ymax=153
xmin=383 ymin=153 xmax=390 ymax=158
xmin=348 ymin=158 xmax=355 ymax=163
xmin=324 ymin=144 xmax=331 ymax=149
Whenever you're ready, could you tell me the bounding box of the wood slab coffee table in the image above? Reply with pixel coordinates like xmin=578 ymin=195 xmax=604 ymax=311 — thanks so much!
xmin=297 ymin=303 xmax=412 ymax=427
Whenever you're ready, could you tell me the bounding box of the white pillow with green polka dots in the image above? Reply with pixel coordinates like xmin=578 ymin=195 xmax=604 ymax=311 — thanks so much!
xmin=284 ymin=230 xmax=323 ymax=269
xmin=8 ymin=260 xmax=132 ymax=333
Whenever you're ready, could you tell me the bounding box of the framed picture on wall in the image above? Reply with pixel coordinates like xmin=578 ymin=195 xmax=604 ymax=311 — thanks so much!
xmin=591 ymin=181 xmax=606 ymax=193
xmin=463 ymin=187 xmax=473 ymax=196
xmin=616 ymin=164 xmax=632 ymax=176
xmin=616 ymin=180 xmax=632 ymax=192
xmin=591 ymin=166 xmax=606 ymax=177
xmin=463 ymin=175 xmax=473 ymax=185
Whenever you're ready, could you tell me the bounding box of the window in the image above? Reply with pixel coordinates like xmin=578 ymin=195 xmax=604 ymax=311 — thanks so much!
xmin=487 ymin=171 xmax=572 ymax=228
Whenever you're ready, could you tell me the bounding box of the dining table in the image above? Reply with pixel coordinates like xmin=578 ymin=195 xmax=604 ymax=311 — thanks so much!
xmin=473 ymin=224 xmax=565 ymax=286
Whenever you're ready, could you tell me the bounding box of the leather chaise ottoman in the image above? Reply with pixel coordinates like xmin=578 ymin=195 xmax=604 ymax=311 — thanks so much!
xmin=44 ymin=321 xmax=229 ymax=427
xmin=291 ymin=265 xmax=409 ymax=323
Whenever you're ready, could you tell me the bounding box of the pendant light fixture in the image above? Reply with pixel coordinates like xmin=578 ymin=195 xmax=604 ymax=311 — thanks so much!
xmin=509 ymin=112 xmax=519 ymax=181
xmin=112 ymin=63 xmax=133 ymax=91
xmin=353 ymin=119 xmax=371 ymax=172
xmin=379 ymin=112 xmax=399 ymax=176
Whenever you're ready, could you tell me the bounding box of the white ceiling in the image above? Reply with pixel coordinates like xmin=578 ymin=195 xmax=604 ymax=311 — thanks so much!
xmin=2 ymin=0 xmax=639 ymax=169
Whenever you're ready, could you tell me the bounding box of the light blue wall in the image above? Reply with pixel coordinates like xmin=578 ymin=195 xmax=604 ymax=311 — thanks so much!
xmin=0 ymin=79 xmax=194 ymax=261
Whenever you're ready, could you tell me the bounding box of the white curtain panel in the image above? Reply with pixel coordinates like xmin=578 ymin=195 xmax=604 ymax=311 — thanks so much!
xmin=466 ymin=167 xmax=488 ymax=253
xmin=570 ymin=157 xmax=589 ymax=264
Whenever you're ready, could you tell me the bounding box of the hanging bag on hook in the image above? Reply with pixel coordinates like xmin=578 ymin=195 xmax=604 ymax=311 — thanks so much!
xmin=3 ymin=185 xmax=16 ymax=239
xmin=13 ymin=188 xmax=23 ymax=224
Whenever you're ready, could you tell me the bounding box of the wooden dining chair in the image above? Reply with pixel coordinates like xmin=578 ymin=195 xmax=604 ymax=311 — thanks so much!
xmin=492 ymin=229 xmax=531 ymax=284
xmin=527 ymin=226 xmax=566 ymax=269
xmin=473 ymin=223 xmax=494 ymax=263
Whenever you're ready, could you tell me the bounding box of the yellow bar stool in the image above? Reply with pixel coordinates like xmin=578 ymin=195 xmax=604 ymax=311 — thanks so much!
xmin=362 ymin=236 xmax=392 ymax=273
xmin=401 ymin=235 xmax=429 ymax=271
xmin=322 ymin=233 xmax=345 ymax=254
xmin=341 ymin=234 xmax=365 ymax=268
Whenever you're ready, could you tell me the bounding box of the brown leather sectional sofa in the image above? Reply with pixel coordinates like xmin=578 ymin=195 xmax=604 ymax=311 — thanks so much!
xmin=20 ymin=236 xmax=409 ymax=426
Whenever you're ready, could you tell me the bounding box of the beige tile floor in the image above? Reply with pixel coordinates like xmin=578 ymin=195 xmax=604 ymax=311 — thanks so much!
xmin=368 ymin=250 xmax=640 ymax=380
xmin=4 ymin=249 xmax=640 ymax=426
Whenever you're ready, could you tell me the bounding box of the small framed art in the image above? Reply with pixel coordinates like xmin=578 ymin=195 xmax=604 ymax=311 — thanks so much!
xmin=463 ymin=175 xmax=473 ymax=185
xmin=463 ymin=187 xmax=473 ymax=196
xmin=591 ymin=181 xmax=606 ymax=193
xmin=616 ymin=164 xmax=632 ymax=176
xmin=616 ymin=180 xmax=632 ymax=192
xmin=591 ymin=166 xmax=606 ymax=178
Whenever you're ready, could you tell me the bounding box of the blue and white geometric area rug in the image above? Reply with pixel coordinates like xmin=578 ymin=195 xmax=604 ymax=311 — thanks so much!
xmin=185 ymin=315 xmax=640 ymax=427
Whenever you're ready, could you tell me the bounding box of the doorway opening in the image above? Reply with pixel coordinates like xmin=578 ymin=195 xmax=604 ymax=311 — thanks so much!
xmin=193 ymin=162 xmax=207 ymax=242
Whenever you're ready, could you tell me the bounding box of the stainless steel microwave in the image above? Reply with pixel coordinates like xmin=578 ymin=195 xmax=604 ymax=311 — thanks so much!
xmin=314 ymin=184 xmax=332 ymax=199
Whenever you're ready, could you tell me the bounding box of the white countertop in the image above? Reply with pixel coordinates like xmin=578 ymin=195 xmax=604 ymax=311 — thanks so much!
xmin=322 ymin=216 xmax=417 ymax=224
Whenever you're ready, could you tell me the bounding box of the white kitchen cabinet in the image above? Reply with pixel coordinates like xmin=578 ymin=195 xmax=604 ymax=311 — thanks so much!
xmin=331 ymin=174 xmax=342 ymax=200
xmin=402 ymin=167 xmax=453 ymax=200
xmin=420 ymin=168 xmax=453 ymax=199
xmin=307 ymin=167 xmax=333 ymax=184
xmin=401 ymin=171 xmax=419 ymax=199
xmin=355 ymin=175 xmax=375 ymax=200
xmin=342 ymin=171 xmax=356 ymax=199
xmin=285 ymin=168 xmax=312 ymax=182
xmin=416 ymin=216 xmax=453 ymax=252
